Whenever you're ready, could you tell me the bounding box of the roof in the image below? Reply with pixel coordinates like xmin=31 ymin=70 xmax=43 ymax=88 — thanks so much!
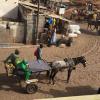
xmin=0 ymin=0 xmax=18 ymax=20
xmin=72 ymin=0 xmax=87 ymax=4
xmin=50 ymin=0 xmax=70 ymax=2
xmin=45 ymin=13 xmax=72 ymax=22
xmin=19 ymin=1 xmax=47 ymax=10
xmin=64 ymin=7 xmax=76 ymax=18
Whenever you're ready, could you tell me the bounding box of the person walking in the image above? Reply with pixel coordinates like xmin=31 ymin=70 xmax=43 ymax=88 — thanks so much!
xmin=34 ymin=44 xmax=43 ymax=61
xmin=50 ymin=26 xmax=57 ymax=45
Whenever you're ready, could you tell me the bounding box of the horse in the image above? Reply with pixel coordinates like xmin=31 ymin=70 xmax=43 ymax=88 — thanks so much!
xmin=86 ymin=13 xmax=100 ymax=31
xmin=48 ymin=56 xmax=86 ymax=84
xmin=87 ymin=20 xmax=99 ymax=31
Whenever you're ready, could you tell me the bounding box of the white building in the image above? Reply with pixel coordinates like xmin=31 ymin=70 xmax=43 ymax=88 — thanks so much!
xmin=0 ymin=0 xmax=19 ymax=20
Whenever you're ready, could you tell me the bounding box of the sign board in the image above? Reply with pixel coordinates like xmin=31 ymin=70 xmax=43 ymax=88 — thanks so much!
xmin=59 ymin=7 xmax=65 ymax=15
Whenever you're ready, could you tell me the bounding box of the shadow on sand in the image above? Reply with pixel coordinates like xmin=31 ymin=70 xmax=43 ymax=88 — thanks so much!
xmin=38 ymin=86 xmax=97 ymax=97
xmin=0 ymin=73 xmax=26 ymax=94
xmin=0 ymin=73 xmax=98 ymax=96
xmin=0 ymin=73 xmax=49 ymax=94
xmin=81 ymin=29 xmax=100 ymax=36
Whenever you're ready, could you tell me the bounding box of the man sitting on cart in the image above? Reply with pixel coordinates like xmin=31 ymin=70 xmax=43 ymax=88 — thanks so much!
xmin=4 ymin=49 xmax=20 ymax=67
xmin=15 ymin=58 xmax=32 ymax=81
xmin=4 ymin=49 xmax=32 ymax=82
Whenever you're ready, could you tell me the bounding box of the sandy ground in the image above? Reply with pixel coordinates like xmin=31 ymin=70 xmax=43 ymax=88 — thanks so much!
xmin=0 ymin=23 xmax=100 ymax=100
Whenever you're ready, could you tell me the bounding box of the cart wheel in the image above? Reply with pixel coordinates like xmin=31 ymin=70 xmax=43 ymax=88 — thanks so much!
xmin=26 ymin=84 xmax=38 ymax=94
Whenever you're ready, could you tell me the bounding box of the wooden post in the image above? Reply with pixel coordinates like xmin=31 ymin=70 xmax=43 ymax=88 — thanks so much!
xmin=36 ymin=0 xmax=40 ymax=44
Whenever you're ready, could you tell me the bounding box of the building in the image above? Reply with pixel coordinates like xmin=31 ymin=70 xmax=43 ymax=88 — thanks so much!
xmin=0 ymin=0 xmax=47 ymax=44
xmin=0 ymin=0 xmax=24 ymax=43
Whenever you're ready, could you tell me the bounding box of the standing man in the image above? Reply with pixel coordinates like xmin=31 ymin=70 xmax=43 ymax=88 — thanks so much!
xmin=50 ymin=26 xmax=57 ymax=45
xmin=6 ymin=22 xmax=10 ymax=35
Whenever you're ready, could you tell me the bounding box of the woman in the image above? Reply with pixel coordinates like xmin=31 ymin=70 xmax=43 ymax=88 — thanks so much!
xmin=50 ymin=26 xmax=57 ymax=45
xmin=34 ymin=44 xmax=43 ymax=61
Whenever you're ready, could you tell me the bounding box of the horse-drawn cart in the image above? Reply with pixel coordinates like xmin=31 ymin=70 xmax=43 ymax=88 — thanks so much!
xmin=4 ymin=56 xmax=87 ymax=93
xmin=4 ymin=60 xmax=51 ymax=94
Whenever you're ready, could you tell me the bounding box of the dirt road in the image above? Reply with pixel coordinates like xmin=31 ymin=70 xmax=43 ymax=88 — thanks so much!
xmin=0 ymin=24 xmax=100 ymax=100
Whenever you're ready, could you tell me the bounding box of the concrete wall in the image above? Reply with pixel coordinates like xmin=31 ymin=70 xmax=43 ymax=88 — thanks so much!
xmin=26 ymin=14 xmax=45 ymax=44
xmin=26 ymin=14 xmax=34 ymax=44
xmin=0 ymin=14 xmax=45 ymax=44
xmin=0 ymin=21 xmax=24 ymax=43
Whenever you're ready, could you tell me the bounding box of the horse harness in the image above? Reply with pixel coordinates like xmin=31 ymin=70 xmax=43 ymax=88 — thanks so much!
xmin=51 ymin=58 xmax=75 ymax=70
xmin=65 ymin=58 xmax=75 ymax=70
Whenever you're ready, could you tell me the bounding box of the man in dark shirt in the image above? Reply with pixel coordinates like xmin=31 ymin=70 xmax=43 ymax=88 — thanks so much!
xmin=4 ymin=49 xmax=20 ymax=67
xmin=34 ymin=44 xmax=43 ymax=61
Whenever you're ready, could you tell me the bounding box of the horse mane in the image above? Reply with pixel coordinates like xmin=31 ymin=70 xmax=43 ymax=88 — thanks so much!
xmin=64 ymin=56 xmax=85 ymax=65
xmin=64 ymin=56 xmax=84 ymax=61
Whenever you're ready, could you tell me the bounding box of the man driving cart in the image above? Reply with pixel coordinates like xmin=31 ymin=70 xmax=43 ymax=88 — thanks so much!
xmin=4 ymin=49 xmax=32 ymax=81
xmin=4 ymin=49 xmax=38 ymax=94
xmin=4 ymin=49 xmax=20 ymax=67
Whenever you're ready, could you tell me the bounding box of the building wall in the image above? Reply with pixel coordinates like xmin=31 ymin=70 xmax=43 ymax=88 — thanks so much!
xmin=26 ymin=14 xmax=34 ymax=44
xmin=26 ymin=14 xmax=45 ymax=44
xmin=0 ymin=21 xmax=24 ymax=43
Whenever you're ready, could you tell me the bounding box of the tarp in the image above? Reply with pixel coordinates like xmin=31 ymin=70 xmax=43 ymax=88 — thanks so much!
xmin=67 ymin=24 xmax=81 ymax=34
xmin=29 ymin=60 xmax=50 ymax=73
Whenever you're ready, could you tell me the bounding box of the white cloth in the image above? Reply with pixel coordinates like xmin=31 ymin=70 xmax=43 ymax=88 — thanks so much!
xmin=51 ymin=29 xmax=57 ymax=44
xmin=68 ymin=25 xmax=81 ymax=34
xmin=52 ymin=61 xmax=66 ymax=68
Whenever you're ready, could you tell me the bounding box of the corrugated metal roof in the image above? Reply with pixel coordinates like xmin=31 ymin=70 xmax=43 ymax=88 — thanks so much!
xmin=19 ymin=1 xmax=47 ymax=10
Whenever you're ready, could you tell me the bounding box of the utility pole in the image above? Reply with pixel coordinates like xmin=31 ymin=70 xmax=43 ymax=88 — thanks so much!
xmin=60 ymin=0 xmax=63 ymax=16
xmin=36 ymin=0 xmax=40 ymax=44
xmin=61 ymin=0 xmax=62 ymax=6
